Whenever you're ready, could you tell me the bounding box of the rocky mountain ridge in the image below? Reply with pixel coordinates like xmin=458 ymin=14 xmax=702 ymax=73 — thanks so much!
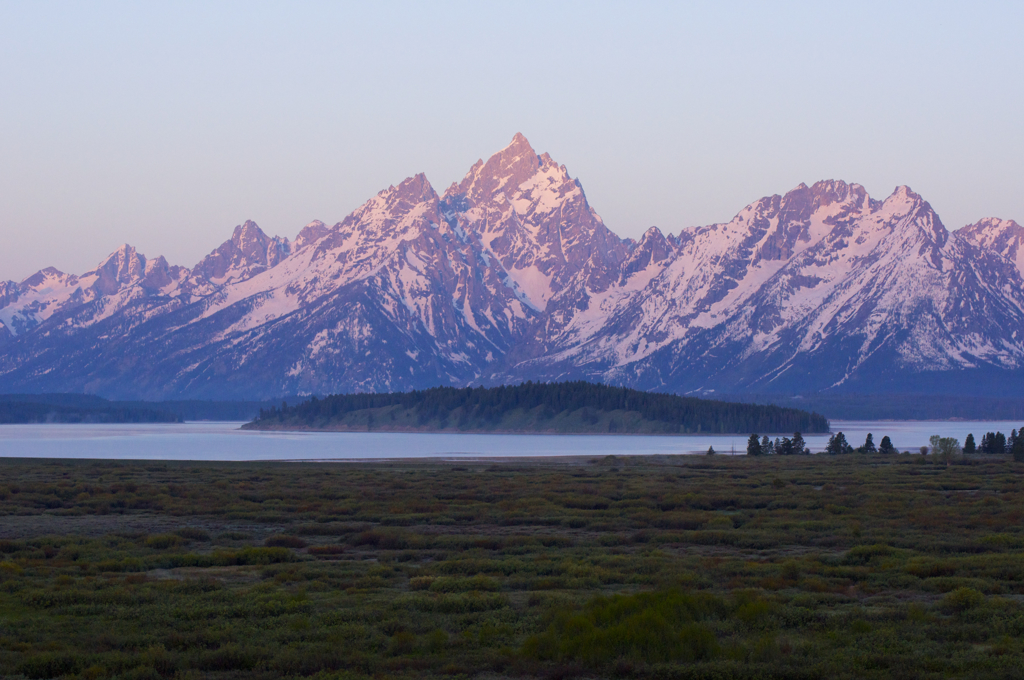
xmin=2 ymin=134 xmax=1023 ymax=399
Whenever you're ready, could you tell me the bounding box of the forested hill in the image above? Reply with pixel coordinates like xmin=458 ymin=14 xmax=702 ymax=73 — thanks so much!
xmin=0 ymin=394 xmax=300 ymax=423
xmin=243 ymin=382 xmax=830 ymax=435
xmin=0 ymin=395 xmax=182 ymax=424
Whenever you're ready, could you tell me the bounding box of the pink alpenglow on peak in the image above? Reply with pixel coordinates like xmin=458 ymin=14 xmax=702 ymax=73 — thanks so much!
xmin=957 ymin=217 xmax=1024 ymax=277
xmin=191 ymin=220 xmax=291 ymax=284
xmin=1 ymin=134 xmax=1024 ymax=400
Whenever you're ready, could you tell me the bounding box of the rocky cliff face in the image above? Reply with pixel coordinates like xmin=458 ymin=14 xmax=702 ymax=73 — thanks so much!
xmin=958 ymin=218 xmax=1024 ymax=277
xmin=2 ymin=135 xmax=1023 ymax=398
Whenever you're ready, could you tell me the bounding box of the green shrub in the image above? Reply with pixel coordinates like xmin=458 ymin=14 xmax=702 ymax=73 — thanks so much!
xmin=264 ymin=535 xmax=308 ymax=549
xmin=940 ymin=587 xmax=985 ymax=613
xmin=211 ymin=547 xmax=295 ymax=566
xmin=523 ymin=589 xmax=723 ymax=666
xmin=842 ymin=543 xmax=897 ymax=565
xmin=428 ymin=575 xmax=500 ymax=593
xmin=352 ymin=529 xmax=411 ymax=549
xmin=308 ymin=544 xmax=345 ymax=555
xmin=174 ymin=528 xmax=211 ymax=541
xmin=17 ymin=653 xmax=83 ymax=679
xmin=144 ymin=534 xmax=183 ymax=549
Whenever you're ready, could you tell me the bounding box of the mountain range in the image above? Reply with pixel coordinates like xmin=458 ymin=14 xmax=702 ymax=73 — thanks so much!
xmin=2 ymin=133 xmax=1023 ymax=399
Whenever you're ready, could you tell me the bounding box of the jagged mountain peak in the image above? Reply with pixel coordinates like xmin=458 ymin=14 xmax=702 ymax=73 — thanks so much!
xmin=90 ymin=244 xmax=147 ymax=294
xmin=872 ymin=185 xmax=949 ymax=247
xmin=773 ymin=179 xmax=867 ymax=212
xmin=342 ymin=173 xmax=440 ymax=233
xmin=959 ymin=216 xmax=1024 ymax=238
xmin=889 ymin=184 xmax=922 ymax=201
xmin=627 ymin=226 xmax=669 ymax=257
xmin=140 ymin=255 xmax=186 ymax=291
xmin=619 ymin=226 xmax=673 ymax=285
xmin=807 ymin=179 xmax=868 ymax=206
xmin=880 ymin=184 xmax=929 ymax=214
xmin=19 ymin=266 xmax=69 ymax=288
xmin=958 ymin=216 xmax=1024 ymax=275
xmin=231 ymin=220 xmax=268 ymax=245
xmin=639 ymin=225 xmax=667 ymax=241
xmin=389 ymin=173 xmax=438 ymax=204
xmin=294 ymin=220 xmax=330 ymax=251
xmin=97 ymin=243 xmax=142 ymax=267
xmin=192 ymin=220 xmax=290 ymax=284
xmin=448 ymin=133 xmax=541 ymax=205
xmin=507 ymin=131 xmax=532 ymax=151
xmin=965 ymin=216 xmax=1022 ymax=230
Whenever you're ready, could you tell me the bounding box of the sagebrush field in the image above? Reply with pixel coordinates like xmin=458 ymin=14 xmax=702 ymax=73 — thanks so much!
xmin=1 ymin=453 xmax=1023 ymax=679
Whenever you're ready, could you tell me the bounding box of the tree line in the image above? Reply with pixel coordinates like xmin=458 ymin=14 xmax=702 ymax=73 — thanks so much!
xmin=0 ymin=400 xmax=182 ymax=424
xmin=964 ymin=430 xmax=1024 ymax=456
xmin=745 ymin=428 xmax=1024 ymax=460
xmin=252 ymin=381 xmax=830 ymax=434
xmin=744 ymin=431 xmax=896 ymax=456
xmin=813 ymin=432 xmax=901 ymax=456
xmin=744 ymin=432 xmax=812 ymax=456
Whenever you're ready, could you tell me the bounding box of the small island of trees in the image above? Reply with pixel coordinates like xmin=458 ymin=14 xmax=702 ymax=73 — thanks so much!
xmin=245 ymin=381 xmax=830 ymax=435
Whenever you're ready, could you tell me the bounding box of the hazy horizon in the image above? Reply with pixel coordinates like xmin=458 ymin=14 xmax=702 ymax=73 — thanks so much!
xmin=2 ymin=1 xmax=1022 ymax=281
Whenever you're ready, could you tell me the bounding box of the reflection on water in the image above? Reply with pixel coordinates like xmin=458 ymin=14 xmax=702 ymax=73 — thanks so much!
xmin=0 ymin=420 xmax=1020 ymax=461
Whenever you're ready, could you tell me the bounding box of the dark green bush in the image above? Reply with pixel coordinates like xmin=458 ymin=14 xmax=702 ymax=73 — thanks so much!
xmin=143 ymin=534 xmax=182 ymax=549
xmin=523 ymin=589 xmax=724 ymax=666
xmin=264 ymin=534 xmax=308 ymax=549
xmin=174 ymin=527 xmax=211 ymax=541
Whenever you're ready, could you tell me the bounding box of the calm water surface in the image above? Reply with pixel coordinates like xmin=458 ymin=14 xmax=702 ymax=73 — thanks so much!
xmin=0 ymin=420 xmax=1021 ymax=461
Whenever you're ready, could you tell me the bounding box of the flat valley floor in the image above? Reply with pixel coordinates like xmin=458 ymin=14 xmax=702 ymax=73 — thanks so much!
xmin=1 ymin=454 xmax=1023 ymax=679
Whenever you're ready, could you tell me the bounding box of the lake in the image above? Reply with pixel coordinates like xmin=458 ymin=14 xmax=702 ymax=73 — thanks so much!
xmin=0 ymin=420 xmax=1020 ymax=461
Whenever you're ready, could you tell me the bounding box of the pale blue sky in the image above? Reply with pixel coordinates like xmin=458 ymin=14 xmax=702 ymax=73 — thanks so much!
xmin=1 ymin=1 xmax=1022 ymax=280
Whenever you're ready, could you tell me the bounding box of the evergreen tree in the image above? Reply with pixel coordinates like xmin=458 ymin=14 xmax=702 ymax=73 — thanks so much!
xmin=825 ymin=432 xmax=853 ymax=455
xmin=791 ymin=432 xmax=808 ymax=455
xmin=1013 ymin=432 xmax=1024 ymax=462
xmin=747 ymin=434 xmax=762 ymax=457
xmin=860 ymin=433 xmax=877 ymax=454
xmin=879 ymin=435 xmax=896 ymax=455
xmin=984 ymin=432 xmax=998 ymax=453
xmin=994 ymin=432 xmax=1007 ymax=454
xmin=777 ymin=436 xmax=794 ymax=456
xmin=842 ymin=434 xmax=854 ymax=454
xmin=761 ymin=435 xmax=774 ymax=455
xmin=963 ymin=433 xmax=976 ymax=454
xmin=706 ymin=445 xmax=716 ymax=456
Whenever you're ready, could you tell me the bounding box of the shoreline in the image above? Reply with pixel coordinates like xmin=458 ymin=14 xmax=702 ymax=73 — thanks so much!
xmin=240 ymin=423 xmax=828 ymax=437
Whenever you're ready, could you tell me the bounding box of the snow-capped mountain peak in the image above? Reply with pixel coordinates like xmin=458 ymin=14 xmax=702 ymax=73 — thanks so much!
xmin=91 ymin=244 xmax=147 ymax=294
xmin=958 ymin=217 xmax=1024 ymax=277
xmin=2 ymin=136 xmax=1023 ymax=399
xmin=451 ymin=132 xmax=542 ymax=206
xmin=441 ymin=134 xmax=627 ymax=313
xmin=294 ymin=220 xmax=329 ymax=251
xmin=191 ymin=220 xmax=291 ymax=285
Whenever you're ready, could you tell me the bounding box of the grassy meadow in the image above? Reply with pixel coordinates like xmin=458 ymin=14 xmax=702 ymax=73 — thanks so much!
xmin=0 ymin=453 xmax=1023 ymax=679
